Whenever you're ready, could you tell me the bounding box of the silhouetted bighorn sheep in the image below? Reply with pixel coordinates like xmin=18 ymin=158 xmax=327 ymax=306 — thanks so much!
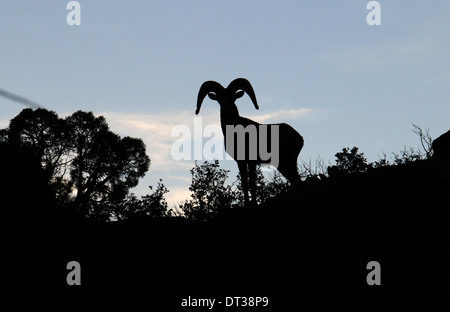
xmin=196 ymin=78 xmax=304 ymax=206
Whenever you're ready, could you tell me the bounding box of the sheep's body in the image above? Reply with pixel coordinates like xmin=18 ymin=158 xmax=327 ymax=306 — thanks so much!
xmin=221 ymin=117 xmax=303 ymax=182
xmin=196 ymin=78 xmax=303 ymax=206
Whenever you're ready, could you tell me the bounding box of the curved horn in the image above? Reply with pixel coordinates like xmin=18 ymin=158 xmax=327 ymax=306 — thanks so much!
xmin=196 ymin=81 xmax=224 ymax=115
xmin=227 ymin=78 xmax=259 ymax=110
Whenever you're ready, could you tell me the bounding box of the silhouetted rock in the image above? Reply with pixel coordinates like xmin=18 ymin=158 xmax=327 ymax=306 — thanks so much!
xmin=432 ymin=129 xmax=450 ymax=160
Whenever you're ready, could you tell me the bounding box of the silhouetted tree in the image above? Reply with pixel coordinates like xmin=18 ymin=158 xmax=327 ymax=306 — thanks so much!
xmin=7 ymin=108 xmax=70 ymax=183
xmin=412 ymin=123 xmax=433 ymax=158
xmin=1 ymin=108 xmax=150 ymax=220
xmin=179 ymin=160 xmax=236 ymax=221
xmin=65 ymin=111 xmax=150 ymax=217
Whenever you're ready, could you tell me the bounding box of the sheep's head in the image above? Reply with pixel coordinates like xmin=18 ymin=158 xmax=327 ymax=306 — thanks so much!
xmin=195 ymin=78 xmax=259 ymax=117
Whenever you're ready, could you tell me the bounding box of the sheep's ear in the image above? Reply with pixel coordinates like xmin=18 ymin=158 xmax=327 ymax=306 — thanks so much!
xmin=208 ymin=92 xmax=218 ymax=100
xmin=235 ymin=90 xmax=244 ymax=99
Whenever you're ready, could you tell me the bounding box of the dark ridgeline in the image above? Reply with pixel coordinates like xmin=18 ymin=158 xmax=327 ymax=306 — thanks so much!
xmin=1 ymin=110 xmax=450 ymax=297
xmin=196 ymin=78 xmax=303 ymax=207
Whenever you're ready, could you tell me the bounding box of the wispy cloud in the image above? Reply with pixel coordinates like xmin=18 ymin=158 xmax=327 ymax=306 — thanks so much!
xmin=322 ymin=37 xmax=443 ymax=74
xmin=101 ymin=108 xmax=324 ymax=206
xmin=249 ymin=108 xmax=335 ymax=123
xmin=0 ymin=107 xmax=325 ymax=207
xmin=0 ymin=87 xmax=44 ymax=109
xmin=1 ymin=107 xmax=330 ymax=206
xmin=100 ymin=110 xmax=214 ymax=206
xmin=101 ymin=110 xmax=220 ymax=173
xmin=0 ymin=121 xmax=8 ymax=129
xmin=249 ymin=108 xmax=313 ymax=123
xmin=102 ymin=107 xmax=328 ymax=170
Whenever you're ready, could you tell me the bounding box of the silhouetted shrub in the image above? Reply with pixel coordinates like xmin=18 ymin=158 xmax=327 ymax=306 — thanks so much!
xmin=299 ymin=156 xmax=330 ymax=184
xmin=391 ymin=146 xmax=424 ymax=165
xmin=328 ymin=147 xmax=371 ymax=178
xmin=234 ymin=165 xmax=290 ymax=206
xmin=372 ymin=152 xmax=390 ymax=168
xmin=335 ymin=147 xmax=370 ymax=173
xmin=108 ymin=179 xmax=170 ymax=221
xmin=179 ymin=160 xmax=237 ymax=221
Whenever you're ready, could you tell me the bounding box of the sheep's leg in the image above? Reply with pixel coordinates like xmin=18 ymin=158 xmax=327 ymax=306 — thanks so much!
xmin=248 ymin=163 xmax=258 ymax=205
xmin=238 ymin=162 xmax=250 ymax=206
xmin=278 ymin=160 xmax=301 ymax=187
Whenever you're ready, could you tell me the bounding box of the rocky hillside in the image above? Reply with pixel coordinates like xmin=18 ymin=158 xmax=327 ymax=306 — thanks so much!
xmin=2 ymin=157 xmax=450 ymax=300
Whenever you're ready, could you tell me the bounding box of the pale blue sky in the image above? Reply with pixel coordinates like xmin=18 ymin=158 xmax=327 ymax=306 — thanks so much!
xmin=1 ymin=1 xmax=450 ymax=206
